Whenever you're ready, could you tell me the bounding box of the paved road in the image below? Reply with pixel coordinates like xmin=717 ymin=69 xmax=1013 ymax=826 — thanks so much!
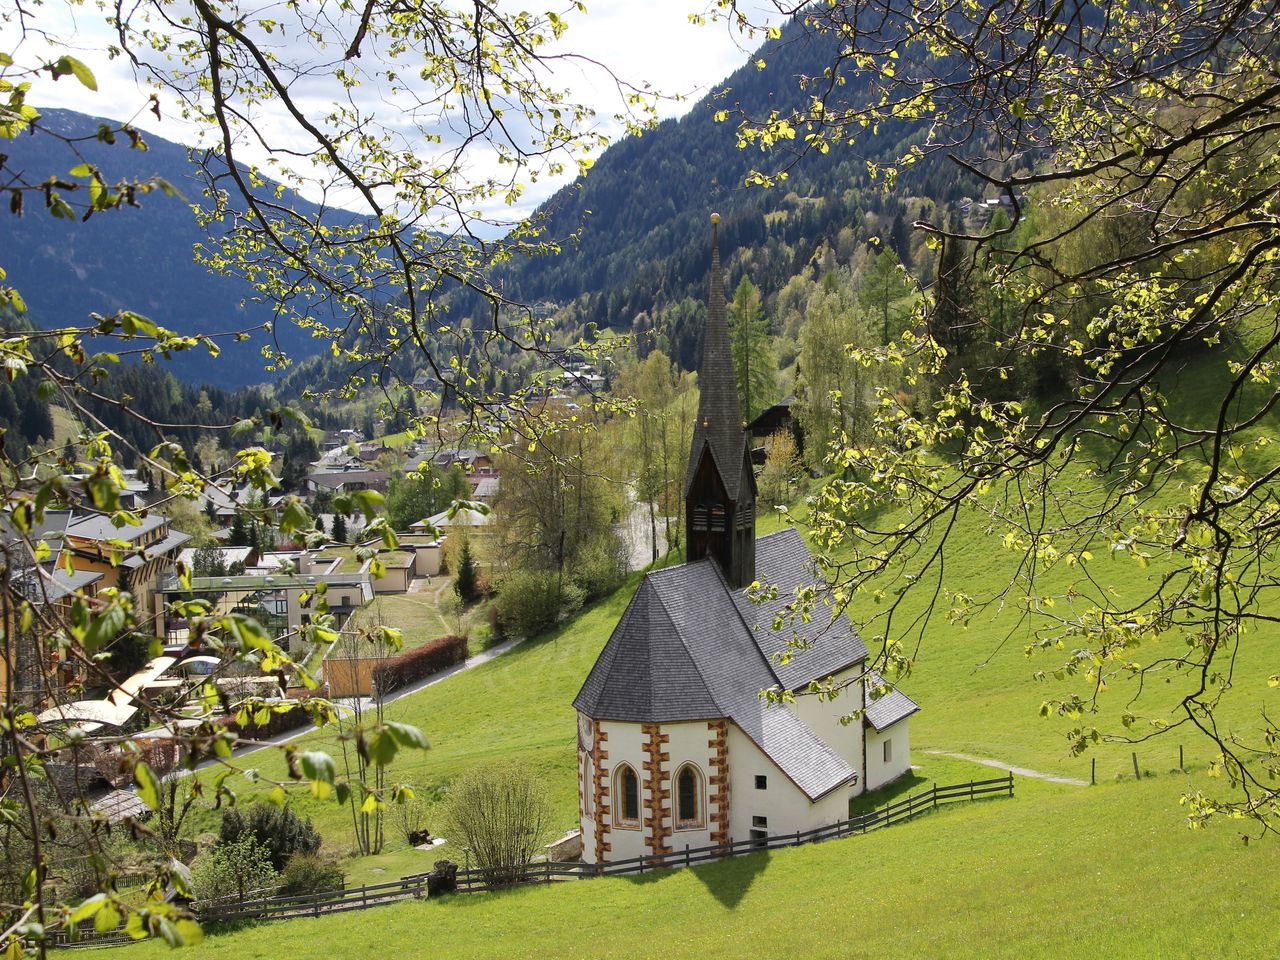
xmin=616 ymin=496 xmax=668 ymax=571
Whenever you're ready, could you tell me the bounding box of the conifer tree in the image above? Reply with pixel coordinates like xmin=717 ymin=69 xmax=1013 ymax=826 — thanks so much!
xmin=454 ymin=536 xmax=479 ymax=604
xmin=728 ymin=275 xmax=775 ymax=422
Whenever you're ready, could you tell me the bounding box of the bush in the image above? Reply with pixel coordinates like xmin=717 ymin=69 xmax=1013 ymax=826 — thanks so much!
xmin=442 ymin=763 xmax=552 ymax=886
xmin=218 ymin=804 xmax=321 ymax=872
xmin=276 ymin=853 xmax=344 ymax=897
xmin=371 ymin=635 xmax=469 ymax=694
xmin=192 ymin=834 xmax=278 ymax=903
xmin=571 ymin=531 xmax=628 ymax=601
xmin=495 ymin=569 xmax=584 ymax=638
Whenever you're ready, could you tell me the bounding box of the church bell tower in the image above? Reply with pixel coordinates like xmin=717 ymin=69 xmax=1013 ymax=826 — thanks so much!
xmin=684 ymin=213 xmax=756 ymax=588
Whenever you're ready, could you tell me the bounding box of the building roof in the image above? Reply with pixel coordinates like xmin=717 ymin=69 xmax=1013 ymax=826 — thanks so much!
xmin=863 ymin=671 xmax=920 ymax=732
xmin=574 ymin=527 xmax=875 ymax=801
xmin=731 ymin=528 xmax=867 ymax=690
xmin=414 ymin=507 xmax=490 ymax=530
xmin=683 ymin=216 xmax=752 ymax=504
xmin=307 ymin=469 xmax=389 ymax=489
xmin=66 ymin=513 xmax=168 ymax=543
xmin=120 ymin=529 xmax=191 ymax=568
xmin=177 ymin=546 xmax=255 ymax=569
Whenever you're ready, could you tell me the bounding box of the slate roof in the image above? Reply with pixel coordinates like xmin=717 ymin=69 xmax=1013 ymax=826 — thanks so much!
xmin=732 ymin=528 xmax=868 ymax=691
xmin=683 ymin=217 xmax=752 ymax=503
xmin=66 ymin=513 xmax=168 ymax=543
xmin=864 ymin=671 xmax=920 ymax=732
xmin=574 ymin=526 xmax=884 ymax=801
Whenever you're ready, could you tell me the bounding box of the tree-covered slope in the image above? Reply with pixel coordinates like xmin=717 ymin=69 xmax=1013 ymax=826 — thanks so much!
xmin=0 ymin=109 xmax=343 ymax=388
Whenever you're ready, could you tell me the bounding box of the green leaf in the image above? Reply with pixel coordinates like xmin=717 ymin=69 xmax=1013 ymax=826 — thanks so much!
xmin=383 ymin=721 xmax=429 ymax=750
xmin=69 ymin=894 xmax=107 ymax=924
xmin=298 ymin=750 xmax=336 ymax=784
xmin=134 ymin=761 xmax=161 ymax=810
xmin=53 ymin=55 xmax=98 ymax=91
xmin=94 ymin=902 xmax=121 ymax=934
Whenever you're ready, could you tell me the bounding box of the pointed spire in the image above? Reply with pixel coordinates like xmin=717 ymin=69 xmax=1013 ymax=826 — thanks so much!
xmin=684 ymin=213 xmax=749 ymax=501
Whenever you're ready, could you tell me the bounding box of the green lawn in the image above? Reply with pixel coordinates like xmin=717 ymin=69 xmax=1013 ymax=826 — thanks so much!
xmin=131 ymin=345 xmax=1280 ymax=955
xmin=128 ymin=775 xmax=1278 ymax=960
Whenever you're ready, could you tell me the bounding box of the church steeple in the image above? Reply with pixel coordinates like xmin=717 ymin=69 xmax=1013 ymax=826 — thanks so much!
xmin=684 ymin=213 xmax=756 ymax=587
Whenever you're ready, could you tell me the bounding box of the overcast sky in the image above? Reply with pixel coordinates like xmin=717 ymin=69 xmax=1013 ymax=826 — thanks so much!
xmin=3 ymin=1 xmax=771 ymax=222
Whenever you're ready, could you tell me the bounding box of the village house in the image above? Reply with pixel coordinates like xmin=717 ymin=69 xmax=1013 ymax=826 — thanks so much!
xmin=573 ymin=216 xmax=917 ymax=864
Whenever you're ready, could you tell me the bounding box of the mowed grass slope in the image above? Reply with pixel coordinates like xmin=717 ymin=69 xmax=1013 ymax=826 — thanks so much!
xmin=131 ymin=776 xmax=1278 ymax=960
xmin=182 ymin=565 xmax=659 ymax=865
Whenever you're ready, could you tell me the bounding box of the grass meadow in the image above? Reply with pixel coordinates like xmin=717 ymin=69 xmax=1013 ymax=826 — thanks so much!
xmin=130 ymin=349 xmax=1280 ymax=956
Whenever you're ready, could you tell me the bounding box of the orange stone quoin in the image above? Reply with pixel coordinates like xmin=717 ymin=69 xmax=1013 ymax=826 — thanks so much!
xmin=708 ymin=719 xmax=730 ymax=845
xmin=642 ymin=722 xmax=673 ymax=857
xmin=591 ymin=721 xmax=611 ymax=857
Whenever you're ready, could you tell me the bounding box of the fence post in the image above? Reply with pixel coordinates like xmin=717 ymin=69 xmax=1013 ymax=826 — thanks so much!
xmin=933 ymin=783 xmax=937 ymax=810
xmin=685 ymin=843 xmax=690 ymax=868
xmin=1179 ymin=744 xmax=1184 ymax=770
xmin=1091 ymin=757 xmax=1096 ymax=785
xmin=795 ymin=829 xmax=801 ymax=847
xmin=1132 ymin=751 xmax=1141 ymax=780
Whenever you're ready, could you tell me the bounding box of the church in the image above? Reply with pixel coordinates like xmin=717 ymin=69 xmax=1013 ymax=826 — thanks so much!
xmin=573 ymin=215 xmax=918 ymax=864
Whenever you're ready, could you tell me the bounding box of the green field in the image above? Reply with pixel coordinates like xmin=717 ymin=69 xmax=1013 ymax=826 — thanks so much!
xmin=130 ymin=774 xmax=1278 ymax=960
xmin=125 ymin=348 xmax=1280 ymax=957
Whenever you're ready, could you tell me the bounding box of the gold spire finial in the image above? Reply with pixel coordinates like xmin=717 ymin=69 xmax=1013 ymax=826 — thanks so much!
xmin=710 ymin=212 xmax=720 ymax=225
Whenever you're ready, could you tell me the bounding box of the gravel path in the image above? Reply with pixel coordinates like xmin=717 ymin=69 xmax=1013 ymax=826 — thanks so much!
xmin=921 ymin=749 xmax=1089 ymax=786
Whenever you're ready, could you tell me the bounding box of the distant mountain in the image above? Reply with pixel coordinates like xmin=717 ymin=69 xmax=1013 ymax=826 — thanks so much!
xmin=3 ymin=25 xmax=979 ymax=394
xmin=0 ymin=108 xmax=345 ymax=388
xmin=464 ymin=22 xmax=982 ymax=371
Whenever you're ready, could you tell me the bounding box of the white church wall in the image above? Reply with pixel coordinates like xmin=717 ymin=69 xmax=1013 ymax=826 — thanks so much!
xmin=577 ymin=744 xmax=597 ymax=863
xmin=583 ymin=719 xmax=721 ymax=861
xmin=596 ymin=720 xmax=651 ymax=862
xmin=786 ymin=661 xmax=866 ymax=790
xmin=727 ymin=722 xmax=849 ymax=842
xmin=662 ymin=721 xmax=719 ymax=854
xmin=864 ymin=720 xmax=912 ymax=792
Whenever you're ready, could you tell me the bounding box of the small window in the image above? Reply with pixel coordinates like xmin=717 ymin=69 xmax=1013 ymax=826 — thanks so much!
xmin=752 ymin=815 xmax=768 ymax=828
xmin=750 ymin=828 xmax=768 ymax=847
xmin=675 ymin=764 xmax=704 ymax=829
xmin=754 ymin=775 xmax=767 ymax=790
xmin=614 ymin=764 xmax=640 ymax=828
xmin=692 ymin=506 xmax=708 ymax=532
xmin=883 ymin=739 xmax=893 ymax=764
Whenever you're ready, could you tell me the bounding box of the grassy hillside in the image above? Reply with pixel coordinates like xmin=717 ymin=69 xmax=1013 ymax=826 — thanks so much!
xmin=129 ymin=775 xmax=1277 ymax=960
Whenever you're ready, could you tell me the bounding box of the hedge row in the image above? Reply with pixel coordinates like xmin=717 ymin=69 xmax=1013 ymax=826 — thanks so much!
xmin=372 ymin=635 xmax=469 ymax=694
xmin=218 ymin=702 xmax=312 ymax=740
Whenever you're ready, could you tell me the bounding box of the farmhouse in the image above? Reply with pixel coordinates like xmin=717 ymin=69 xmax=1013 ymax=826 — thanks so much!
xmin=573 ymin=216 xmax=917 ymax=864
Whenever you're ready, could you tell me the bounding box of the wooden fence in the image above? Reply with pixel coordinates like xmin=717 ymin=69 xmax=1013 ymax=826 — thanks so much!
xmin=49 ymin=774 xmax=1012 ymax=948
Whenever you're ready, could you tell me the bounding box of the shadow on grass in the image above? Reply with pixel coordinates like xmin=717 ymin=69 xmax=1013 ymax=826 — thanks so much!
xmin=848 ymin=771 xmax=931 ymax=817
xmin=621 ymin=847 xmax=772 ymax=909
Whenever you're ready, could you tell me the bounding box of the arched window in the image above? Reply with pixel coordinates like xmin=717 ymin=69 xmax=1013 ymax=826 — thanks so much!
xmin=675 ymin=764 xmax=704 ymax=829
xmin=614 ymin=764 xmax=640 ymax=828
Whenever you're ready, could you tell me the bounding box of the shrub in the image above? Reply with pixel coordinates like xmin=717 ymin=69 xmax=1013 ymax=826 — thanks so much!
xmin=442 ymin=763 xmax=552 ymax=886
xmin=495 ymin=569 xmax=584 ymax=638
xmin=276 ymin=853 xmax=344 ymax=897
xmin=192 ymin=834 xmax=278 ymax=903
xmin=371 ymin=635 xmax=469 ymax=695
xmin=218 ymin=804 xmax=321 ymax=872
xmin=571 ymin=531 xmax=628 ymax=601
